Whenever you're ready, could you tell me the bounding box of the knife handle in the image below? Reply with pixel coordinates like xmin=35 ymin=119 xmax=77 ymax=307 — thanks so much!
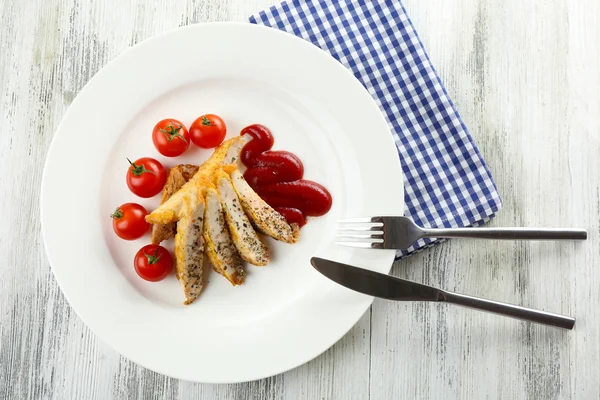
xmin=441 ymin=291 xmax=575 ymax=329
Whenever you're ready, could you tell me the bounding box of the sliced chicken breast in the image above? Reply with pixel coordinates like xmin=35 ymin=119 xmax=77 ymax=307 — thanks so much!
xmin=174 ymin=194 xmax=205 ymax=305
xmin=223 ymin=133 xmax=251 ymax=165
xmin=146 ymin=136 xmax=245 ymax=225
xmin=228 ymin=168 xmax=299 ymax=244
xmin=203 ymin=187 xmax=246 ymax=285
xmin=216 ymin=168 xmax=269 ymax=266
xmin=152 ymin=164 xmax=199 ymax=244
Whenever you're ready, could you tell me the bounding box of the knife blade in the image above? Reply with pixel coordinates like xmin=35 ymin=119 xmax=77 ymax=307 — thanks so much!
xmin=310 ymin=257 xmax=575 ymax=329
xmin=310 ymin=257 xmax=441 ymax=302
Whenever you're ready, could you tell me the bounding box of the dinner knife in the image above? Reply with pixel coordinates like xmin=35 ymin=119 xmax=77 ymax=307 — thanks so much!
xmin=310 ymin=257 xmax=575 ymax=329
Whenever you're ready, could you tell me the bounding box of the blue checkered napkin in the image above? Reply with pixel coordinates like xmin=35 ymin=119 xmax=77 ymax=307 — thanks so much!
xmin=250 ymin=0 xmax=502 ymax=258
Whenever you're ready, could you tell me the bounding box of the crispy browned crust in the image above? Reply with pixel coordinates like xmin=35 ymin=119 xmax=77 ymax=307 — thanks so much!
xmin=151 ymin=164 xmax=199 ymax=244
xmin=290 ymin=223 xmax=300 ymax=243
xmin=178 ymin=164 xmax=200 ymax=181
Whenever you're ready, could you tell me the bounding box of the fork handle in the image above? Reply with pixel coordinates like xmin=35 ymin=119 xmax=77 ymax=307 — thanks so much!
xmin=441 ymin=291 xmax=575 ymax=329
xmin=422 ymin=227 xmax=587 ymax=241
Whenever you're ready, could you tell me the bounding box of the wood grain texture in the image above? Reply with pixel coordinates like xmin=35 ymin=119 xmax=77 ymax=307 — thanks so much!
xmin=0 ymin=0 xmax=598 ymax=399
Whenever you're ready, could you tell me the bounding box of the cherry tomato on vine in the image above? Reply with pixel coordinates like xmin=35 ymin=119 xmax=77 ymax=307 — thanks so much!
xmin=126 ymin=157 xmax=167 ymax=198
xmin=133 ymin=244 xmax=173 ymax=282
xmin=110 ymin=203 xmax=150 ymax=240
xmin=189 ymin=114 xmax=227 ymax=148
xmin=152 ymin=118 xmax=190 ymax=157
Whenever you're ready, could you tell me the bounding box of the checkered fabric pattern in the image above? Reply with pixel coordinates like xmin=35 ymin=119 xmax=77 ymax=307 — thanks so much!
xmin=250 ymin=0 xmax=502 ymax=258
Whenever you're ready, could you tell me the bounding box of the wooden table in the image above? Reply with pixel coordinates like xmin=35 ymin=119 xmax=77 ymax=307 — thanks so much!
xmin=1 ymin=0 xmax=598 ymax=398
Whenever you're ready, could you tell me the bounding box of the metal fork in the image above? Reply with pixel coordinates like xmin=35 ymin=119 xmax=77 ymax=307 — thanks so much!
xmin=336 ymin=216 xmax=588 ymax=250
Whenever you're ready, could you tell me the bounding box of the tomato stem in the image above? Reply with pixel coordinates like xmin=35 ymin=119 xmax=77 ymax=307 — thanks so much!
xmin=160 ymin=124 xmax=188 ymax=144
xmin=201 ymin=116 xmax=215 ymax=126
xmin=127 ymin=158 xmax=156 ymax=177
xmin=110 ymin=207 xmax=123 ymax=219
xmin=145 ymin=247 xmax=162 ymax=265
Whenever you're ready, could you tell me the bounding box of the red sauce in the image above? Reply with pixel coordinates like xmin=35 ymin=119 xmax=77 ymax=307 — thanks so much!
xmin=240 ymin=124 xmax=332 ymax=227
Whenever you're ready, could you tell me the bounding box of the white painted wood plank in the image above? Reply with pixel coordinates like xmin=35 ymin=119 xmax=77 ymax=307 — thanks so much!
xmin=1 ymin=0 xmax=598 ymax=399
xmin=0 ymin=0 xmax=368 ymax=399
xmin=370 ymin=0 xmax=600 ymax=399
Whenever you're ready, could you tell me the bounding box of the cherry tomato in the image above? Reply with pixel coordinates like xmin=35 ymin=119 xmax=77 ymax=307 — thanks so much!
xmin=126 ymin=157 xmax=167 ymax=198
xmin=152 ymin=118 xmax=190 ymax=157
xmin=110 ymin=203 xmax=150 ymax=240
xmin=134 ymin=244 xmax=173 ymax=282
xmin=189 ymin=114 xmax=227 ymax=148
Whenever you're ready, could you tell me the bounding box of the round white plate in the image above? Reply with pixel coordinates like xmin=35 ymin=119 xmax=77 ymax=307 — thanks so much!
xmin=41 ymin=22 xmax=404 ymax=383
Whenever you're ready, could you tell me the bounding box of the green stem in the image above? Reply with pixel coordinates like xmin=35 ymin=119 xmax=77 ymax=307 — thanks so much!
xmin=145 ymin=247 xmax=162 ymax=264
xmin=127 ymin=158 xmax=156 ymax=177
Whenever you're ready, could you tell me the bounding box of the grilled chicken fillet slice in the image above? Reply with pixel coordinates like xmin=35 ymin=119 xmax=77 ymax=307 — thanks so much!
xmin=146 ymin=136 xmax=246 ymax=225
xmin=203 ymin=187 xmax=246 ymax=285
xmin=174 ymin=187 xmax=205 ymax=305
xmin=228 ymin=167 xmax=299 ymax=244
xmin=152 ymin=164 xmax=199 ymax=244
xmin=216 ymin=168 xmax=269 ymax=266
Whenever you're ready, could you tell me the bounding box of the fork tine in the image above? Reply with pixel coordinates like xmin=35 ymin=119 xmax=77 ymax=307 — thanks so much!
xmin=335 ymin=241 xmax=385 ymax=249
xmin=336 ymin=216 xmax=384 ymax=223
xmin=336 ymin=225 xmax=383 ymax=232
xmin=335 ymin=233 xmax=384 ymax=240
xmin=335 ymin=217 xmax=389 ymax=249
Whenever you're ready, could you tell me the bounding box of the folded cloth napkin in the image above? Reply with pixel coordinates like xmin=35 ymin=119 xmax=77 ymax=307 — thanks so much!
xmin=250 ymin=0 xmax=502 ymax=258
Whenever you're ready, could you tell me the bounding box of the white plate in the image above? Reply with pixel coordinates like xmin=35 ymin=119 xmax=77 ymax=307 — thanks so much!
xmin=41 ymin=22 xmax=404 ymax=383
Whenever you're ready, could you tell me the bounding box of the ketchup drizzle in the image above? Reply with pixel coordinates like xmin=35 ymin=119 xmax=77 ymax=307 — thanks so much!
xmin=240 ymin=124 xmax=332 ymax=227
